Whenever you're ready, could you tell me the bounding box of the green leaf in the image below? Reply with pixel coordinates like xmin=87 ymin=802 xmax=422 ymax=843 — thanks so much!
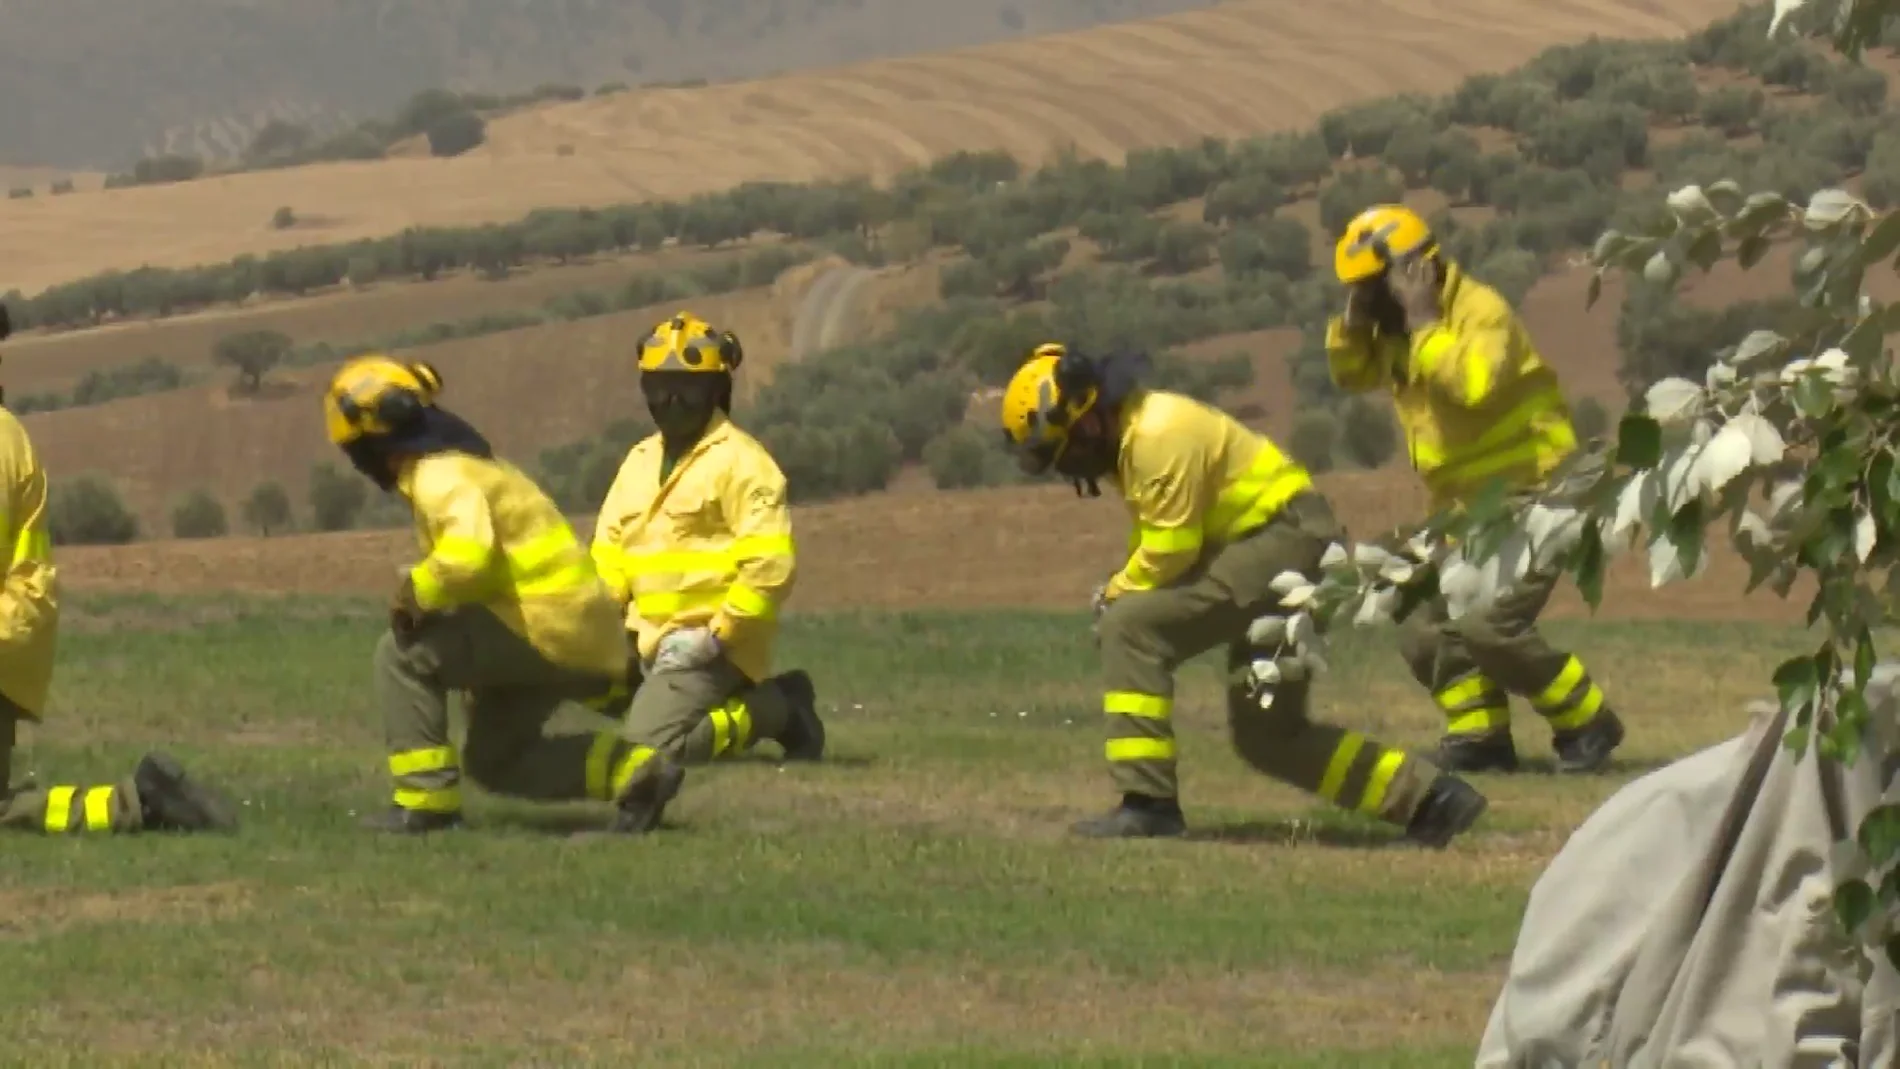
xmin=1782 ymin=722 xmax=1811 ymax=754
xmin=1859 ymin=806 xmax=1900 ymax=866
xmin=1687 ymin=228 xmax=1723 ymax=272
xmin=1886 ymin=934 xmax=1900 ymax=975
xmin=1669 ymin=499 xmax=1705 ymax=577
xmin=1845 ymin=317 xmax=1885 ymax=365
xmin=1864 ymin=210 xmax=1900 ymax=265
xmin=1642 ymin=249 xmax=1679 ymax=288
xmin=1837 ymin=877 xmax=1876 ymax=934
xmin=1833 ymin=691 xmax=1867 ymax=766
xmin=1857 ymin=629 xmax=1878 ymax=690
xmin=1705 ymin=180 xmax=1744 ymax=217
xmin=1586 ymin=271 xmax=1603 ymax=309
xmin=1573 ymin=521 xmax=1605 ymax=610
xmin=1795 ymin=374 xmax=1836 ymax=418
xmin=1738 ymin=233 xmax=1771 ymax=268
xmin=1873 ymin=453 xmax=1898 ymax=525
xmin=1615 ymin=415 xmax=1663 ymax=469
xmin=1774 ymin=653 xmax=1821 ymax=717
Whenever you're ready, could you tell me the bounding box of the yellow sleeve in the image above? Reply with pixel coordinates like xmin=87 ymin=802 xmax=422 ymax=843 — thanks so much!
xmin=1324 ymin=316 xmax=1404 ymax=394
xmin=588 ymin=449 xmax=644 ymax=606
xmin=1103 ymin=430 xmax=1206 ymax=600
xmin=407 ymin=462 xmax=500 ymax=612
xmin=1404 ymin=305 xmax=1512 ymax=408
xmin=709 ymin=445 xmax=795 ymax=643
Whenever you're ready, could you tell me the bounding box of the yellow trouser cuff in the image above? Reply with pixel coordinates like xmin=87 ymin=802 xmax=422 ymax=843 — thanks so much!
xmin=393 ymin=787 xmax=463 ymax=813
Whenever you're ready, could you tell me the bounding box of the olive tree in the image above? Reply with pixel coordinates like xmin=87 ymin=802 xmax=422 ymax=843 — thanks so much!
xmin=1249 ymin=0 xmax=1900 ymax=976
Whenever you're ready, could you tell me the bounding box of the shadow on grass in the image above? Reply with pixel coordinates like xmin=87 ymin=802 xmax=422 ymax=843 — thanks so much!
xmin=1492 ymin=754 xmax=1673 ymax=778
xmin=1186 ymin=818 xmax=1409 ymax=849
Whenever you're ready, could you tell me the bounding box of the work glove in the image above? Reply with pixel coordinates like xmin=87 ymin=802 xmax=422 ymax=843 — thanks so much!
xmin=1387 ymin=256 xmax=1442 ymax=334
xmin=1088 ymin=582 xmax=1112 ymax=645
xmin=653 ymin=626 xmax=722 ymax=674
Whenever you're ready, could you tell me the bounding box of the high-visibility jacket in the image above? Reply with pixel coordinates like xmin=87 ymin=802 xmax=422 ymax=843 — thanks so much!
xmin=1102 ymin=388 xmax=1315 ymax=601
xmin=590 ymin=412 xmax=795 ymax=684
xmin=398 ymin=452 xmax=628 ymax=678
xmin=0 ymin=408 xmax=57 ymax=719
xmin=1324 ymin=261 xmax=1578 ymax=510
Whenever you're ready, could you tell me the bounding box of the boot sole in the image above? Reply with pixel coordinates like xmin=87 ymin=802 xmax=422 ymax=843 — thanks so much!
xmin=139 ymin=753 xmax=240 ymax=833
xmin=612 ymin=763 xmax=686 ymax=834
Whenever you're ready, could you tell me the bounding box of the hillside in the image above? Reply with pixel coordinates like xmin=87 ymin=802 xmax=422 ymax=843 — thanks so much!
xmin=0 ymin=0 xmax=1747 ymax=295
xmin=0 ymin=0 xmax=1211 ymax=172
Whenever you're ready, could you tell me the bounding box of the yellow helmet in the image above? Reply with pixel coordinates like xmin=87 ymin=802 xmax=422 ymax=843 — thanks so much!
xmin=323 ymin=354 xmax=443 ymax=446
xmin=1000 ymin=343 xmax=1098 ymax=470
xmin=638 ymin=311 xmax=743 ymax=374
xmin=1334 ymin=204 xmax=1438 ymax=284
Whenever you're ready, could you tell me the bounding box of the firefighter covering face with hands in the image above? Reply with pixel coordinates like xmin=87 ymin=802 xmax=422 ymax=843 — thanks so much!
xmin=588 ymin=312 xmax=825 ymax=828
xmin=1000 ymin=342 xmax=1489 ymax=845
xmin=1325 ymin=204 xmax=1626 ymax=775
xmin=0 ymin=303 xmax=237 ymax=836
xmin=326 ymin=355 xmax=674 ymax=834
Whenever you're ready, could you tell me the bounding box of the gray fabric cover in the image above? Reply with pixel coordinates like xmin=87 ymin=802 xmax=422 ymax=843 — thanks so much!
xmin=1476 ymin=665 xmax=1900 ymax=1068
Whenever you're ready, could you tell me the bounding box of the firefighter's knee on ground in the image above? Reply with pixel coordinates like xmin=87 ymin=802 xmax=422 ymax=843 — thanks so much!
xmin=459 ymin=732 xmax=516 ymax=793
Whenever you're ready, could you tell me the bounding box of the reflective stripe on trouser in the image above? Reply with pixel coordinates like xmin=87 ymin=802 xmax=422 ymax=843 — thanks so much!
xmin=1093 ymin=496 xmax=1440 ymax=824
xmin=1434 ymin=671 xmax=1510 ymax=738
xmin=618 ymin=661 xmax=790 ymax=776
xmin=0 ymin=713 xmax=143 ymax=834
xmin=1529 ymin=655 xmax=1606 ymax=732
xmin=1103 ymin=690 xmax=1176 ymax=798
xmin=1396 ymin=568 xmax=1606 ymax=735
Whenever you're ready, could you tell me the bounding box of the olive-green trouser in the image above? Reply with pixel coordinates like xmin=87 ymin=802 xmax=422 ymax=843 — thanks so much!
xmin=614 ymin=657 xmax=794 ymax=792
xmin=1395 ymin=565 xmax=1614 ymax=741
xmin=0 ymin=699 xmax=144 ymax=834
xmin=1095 ymin=492 xmax=1441 ymax=827
xmin=376 ymin=607 xmax=638 ymax=815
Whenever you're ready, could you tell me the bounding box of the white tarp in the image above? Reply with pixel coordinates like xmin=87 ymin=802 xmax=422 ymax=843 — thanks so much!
xmin=1476 ymin=665 xmax=1900 ymax=1067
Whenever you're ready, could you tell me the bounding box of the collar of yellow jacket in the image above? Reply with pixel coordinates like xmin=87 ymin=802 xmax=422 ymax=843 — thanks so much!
xmin=651 ymin=410 xmax=733 ymax=466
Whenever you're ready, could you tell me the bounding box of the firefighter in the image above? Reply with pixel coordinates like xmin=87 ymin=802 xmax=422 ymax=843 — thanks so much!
xmin=999 ymin=342 xmax=1489 ymax=845
xmin=0 ymin=303 xmax=237 ymax=836
xmin=588 ymin=311 xmax=826 ymax=823
xmin=326 ymin=354 xmax=669 ymax=834
xmin=1325 ymin=204 xmax=1626 ymax=775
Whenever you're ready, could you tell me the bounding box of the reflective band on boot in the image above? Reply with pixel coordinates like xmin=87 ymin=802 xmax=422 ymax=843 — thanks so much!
xmin=1316 ymin=731 xmax=1408 ymax=816
xmin=43 ymin=785 xmax=117 ymax=833
xmin=586 ymin=733 xmax=659 ymax=802
xmin=707 ymin=698 xmax=754 ymax=759
xmin=1434 ymin=674 xmax=1509 ymax=737
xmin=1532 ymin=656 xmax=1606 ymax=731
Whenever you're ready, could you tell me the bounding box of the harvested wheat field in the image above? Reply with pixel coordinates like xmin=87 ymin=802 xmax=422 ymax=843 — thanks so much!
xmin=0 ymin=0 xmax=1747 ymax=294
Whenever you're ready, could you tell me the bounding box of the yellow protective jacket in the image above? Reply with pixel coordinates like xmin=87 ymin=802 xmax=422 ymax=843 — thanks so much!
xmin=398 ymin=452 xmax=628 ymax=678
xmin=589 ymin=412 xmax=795 ymax=684
xmin=1324 ymin=261 xmax=1578 ymax=510
xmin=1102 ymin=388 xmax=1315 ymax=600
xmin=0 ymin=408 xmax=56 ymax=719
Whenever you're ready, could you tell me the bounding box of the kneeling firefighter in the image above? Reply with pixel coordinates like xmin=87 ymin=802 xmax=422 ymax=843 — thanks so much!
xmin=0 ymin=303 xmax=236 ymax=836
xmin=1000 ymin=342 xmax=1488 ymax=845
xmin=325 ymin=355 xmax=671 ymax=834
xmin=1325 ymin=204 xmax=1626 ymax=775
xmin=588 ymin=311 xmax=826 ymax=823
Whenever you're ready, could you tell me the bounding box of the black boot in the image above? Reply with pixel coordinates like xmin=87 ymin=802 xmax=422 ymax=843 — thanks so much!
xmin=1404 ymin=774 xmax=1488 ymax=849
xmin=608 ymin=754 xmax=686 ymax=834
xmin=360 ymin=806 xmax=464 ymax=834
xmin=1070 ymin=793 xmax=1187 ymax=839
xmin=1552 ymin=709 xmax=1625 ymax=774
xmin=1436 ymin=730 xmax=1520 ymax=774
xmin=772 ymin=670 xmax=826 ymax=762
xmin=133 ymin=753 xmax=239 ymax=833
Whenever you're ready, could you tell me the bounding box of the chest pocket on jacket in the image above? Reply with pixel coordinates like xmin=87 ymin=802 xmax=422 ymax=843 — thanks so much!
xmin=660 ymin=484 xmax=723 ymax=539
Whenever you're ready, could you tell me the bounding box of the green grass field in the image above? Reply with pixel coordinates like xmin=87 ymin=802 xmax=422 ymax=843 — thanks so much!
xmin=1 ymin=594 xmax=1811 ymax=1066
